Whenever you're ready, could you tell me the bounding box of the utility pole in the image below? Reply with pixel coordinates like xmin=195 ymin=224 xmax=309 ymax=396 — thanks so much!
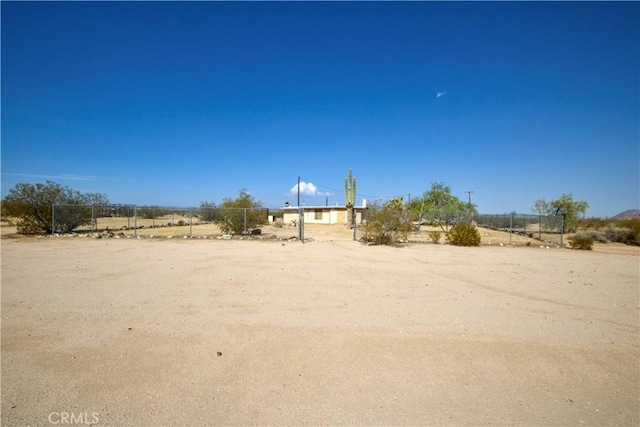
xmin=465 ymin=190 xmax=473 ymax=205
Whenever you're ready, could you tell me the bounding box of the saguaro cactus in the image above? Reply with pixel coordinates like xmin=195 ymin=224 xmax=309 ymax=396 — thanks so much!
xmin=345 ymin=169 xmax=356 ymax=226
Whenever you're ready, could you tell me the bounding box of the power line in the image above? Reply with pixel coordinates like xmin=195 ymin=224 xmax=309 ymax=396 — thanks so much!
xmin=300 ymin=177 xmax=391 ymax=198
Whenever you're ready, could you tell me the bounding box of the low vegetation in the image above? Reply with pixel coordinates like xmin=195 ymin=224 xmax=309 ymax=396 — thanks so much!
xmin=361 ymin=197 xmax=410 ymax=246
xmin=568 ymin=233 xmax=594 ymax=250
xmin=428 ymin=230 xmax=442 ymax=244
xmin=446 ymin=223 xmax=481 ymax=246
xmin=577 ymin=217 xmax=640 ymax=246
xmin=212 ymin=189 xmax=266 ymax=235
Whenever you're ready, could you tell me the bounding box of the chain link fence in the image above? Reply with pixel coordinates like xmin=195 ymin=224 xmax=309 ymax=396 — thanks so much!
xmin=51 ymin=205 xmax=562 ymax=245
xmin=52 ymin=205 xmax=271 ymax=238
xmin=475 ymin=213 xmax=564 ymax=246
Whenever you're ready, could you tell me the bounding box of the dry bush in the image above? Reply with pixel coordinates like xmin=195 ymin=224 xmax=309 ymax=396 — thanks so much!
xmin=428 ymin=230 xmax=442 ymax=243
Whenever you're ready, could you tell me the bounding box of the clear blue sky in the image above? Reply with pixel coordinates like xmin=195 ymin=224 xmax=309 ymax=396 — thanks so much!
xmin=2 ymin=2 xmax=638 ymax=217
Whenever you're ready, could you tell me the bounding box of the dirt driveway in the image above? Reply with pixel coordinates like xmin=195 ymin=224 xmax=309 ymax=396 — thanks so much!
xmin=2 ymin=237 xmax=638 ymax=426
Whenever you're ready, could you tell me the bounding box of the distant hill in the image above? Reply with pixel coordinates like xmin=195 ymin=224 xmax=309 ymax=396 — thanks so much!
xmin=611 ymin=209 xmax=640 ymax=220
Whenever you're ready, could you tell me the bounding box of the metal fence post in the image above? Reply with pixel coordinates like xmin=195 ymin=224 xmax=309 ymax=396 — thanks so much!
xmin=91 ymin=205 xmax=95 ymax=236
xmin=298 ymin=207 xmax=304 ymax=242
xmin=243 ymin=208 xmax=247 ymax=235
xmin=352 ymin=210 xmax=357 ymax=241
xmin=134 ymin=205 xmax=137 ymax=236
xmin=539 ymin=215 xmax=542 ymax=240
xmin=509 ymin=212 xmax=513 ymax=245
xmin=52 ymin=204 xmax=55 ymax=235
xmin=189 ymin=208 xmax=193 ymax=237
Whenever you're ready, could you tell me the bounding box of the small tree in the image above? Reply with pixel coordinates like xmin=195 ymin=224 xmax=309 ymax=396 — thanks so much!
xmin=2 ymin=181 xmax=109 ymax=234
xmin=214 ymin=189 xmax=265 ymax=235
xmin=534 ymin=194 xmax=588 ymax=233
xmin=410 ymin=182 xmax=476 ymax=232
xmin=199 ymin=201 xmax=217 ymax=222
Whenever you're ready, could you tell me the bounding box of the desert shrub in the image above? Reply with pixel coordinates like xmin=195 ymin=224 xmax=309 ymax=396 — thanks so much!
xmin=578 ymin=217 xmax=607 ymax=230
xmin=428 ymin=230 xmax=442 ymax=243
xmin=578 ymin=229 xmax=609 ymax=243
xmin=177 ymin=220 xmax=187 ymax=226
xmin=214 ymin=189 xmax=266 ymax=235
xmin=578 ymin=217 xmax=640 ymax=246
xmin=447 ymin=223 xmax=481 ymax=246
xmin=361 ymin=197 xmax=409 ymax=246
xmin=273 ymin=219 xmax=284 ymax=228
xmin=603 ymin=225 xmax=638 ymax=245
xmin=568 ymin=233 xmax=594 ymax=250
xmin=610 ymin=219 xmax=640 ymax=245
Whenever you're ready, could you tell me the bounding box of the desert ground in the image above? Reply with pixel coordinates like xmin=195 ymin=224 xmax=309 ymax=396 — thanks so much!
xmin=1 ymin=224 xmax=638 ymax=426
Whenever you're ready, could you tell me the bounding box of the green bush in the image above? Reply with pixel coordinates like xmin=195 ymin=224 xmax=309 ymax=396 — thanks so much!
xmin=568 ymin=233 xmax=594 ymax=250
xmin=428 ymin=230 xmax=442 ymax=243
xmin=214 ymin=189 xmax=266 ymax=235
xmin=361 ymin=197 xmax=409 ymax=246
xmin=447 ymin=223 xmax=481 ymax=246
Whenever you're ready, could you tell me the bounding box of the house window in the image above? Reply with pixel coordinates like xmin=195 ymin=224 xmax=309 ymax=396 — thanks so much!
xmin=314 ymin=210 xmax=323 ymax=220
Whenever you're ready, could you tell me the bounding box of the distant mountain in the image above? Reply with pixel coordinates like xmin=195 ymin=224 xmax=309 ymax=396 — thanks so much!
xmin=611 ymin=209 xmax=640 ymax=220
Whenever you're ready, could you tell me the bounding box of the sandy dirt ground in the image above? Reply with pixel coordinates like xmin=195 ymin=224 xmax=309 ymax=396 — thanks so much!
xmin=1 ymin=230 xmax=638 ymax=426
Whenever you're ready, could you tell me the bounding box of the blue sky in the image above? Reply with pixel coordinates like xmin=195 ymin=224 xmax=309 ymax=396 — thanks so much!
xmin=2 ymin=2 xmax=638 ymax=217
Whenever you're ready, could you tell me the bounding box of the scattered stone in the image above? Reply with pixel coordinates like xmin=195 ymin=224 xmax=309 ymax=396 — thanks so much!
xmin=222 ymin=234 xmax=232 ymax=240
